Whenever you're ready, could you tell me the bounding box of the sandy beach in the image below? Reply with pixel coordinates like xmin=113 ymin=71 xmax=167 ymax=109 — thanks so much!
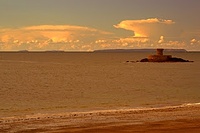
xmin=50 ymin=119 xmax=200 ymax=133
xmin=1 ymin=104 xmax=200 ymax=133
xmin=2 ymin=119 xmax=200 ymax=133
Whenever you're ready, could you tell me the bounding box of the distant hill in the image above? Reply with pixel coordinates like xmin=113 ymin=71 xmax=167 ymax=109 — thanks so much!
xmin=94 ymin=49 xmax=188 ymax=53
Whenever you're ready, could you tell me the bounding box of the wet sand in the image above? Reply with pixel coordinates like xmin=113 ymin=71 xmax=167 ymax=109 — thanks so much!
xmin=3 ymin=119 xmax=200 ymax=133
xmin=1 ymin=104 xmax=200 ymax=133
xmin=49 ymin=119 xmax=200 ymax=133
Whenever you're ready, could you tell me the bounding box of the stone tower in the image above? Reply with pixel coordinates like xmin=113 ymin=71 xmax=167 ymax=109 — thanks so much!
xmin=156 ymin=49 xmax=164 ymax=56
xmin=148 ymin=49 xmax=172 ymax=62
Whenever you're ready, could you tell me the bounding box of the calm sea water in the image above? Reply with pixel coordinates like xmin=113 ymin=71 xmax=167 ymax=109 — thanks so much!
xmin=0 ymin=52 xmax=200 ymax=118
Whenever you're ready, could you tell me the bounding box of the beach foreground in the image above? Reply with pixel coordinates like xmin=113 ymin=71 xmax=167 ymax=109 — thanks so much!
xmin=51 ymin=119 xmax=200 ymax=133
xmin=1 ymin=104 xmax=200 ymax=133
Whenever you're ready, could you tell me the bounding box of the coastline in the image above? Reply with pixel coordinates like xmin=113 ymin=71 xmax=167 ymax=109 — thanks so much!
xmin=1 ymin=103 xmax=200 ymax=132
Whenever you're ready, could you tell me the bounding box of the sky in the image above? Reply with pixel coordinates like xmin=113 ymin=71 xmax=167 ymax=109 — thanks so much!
xmin=0 ymin=0 xmax=200 ymax=51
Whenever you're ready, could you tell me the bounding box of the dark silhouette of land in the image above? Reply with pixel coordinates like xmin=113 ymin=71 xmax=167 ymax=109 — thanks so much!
xmin=94 ymin=48 xmax=188 ymax=53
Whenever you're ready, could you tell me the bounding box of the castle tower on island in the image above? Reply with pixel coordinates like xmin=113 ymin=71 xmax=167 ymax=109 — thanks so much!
xmin=126 ymin=48 xmax=193 ymax=62
xmin=147 ymin=49 xmax=172 ymax=62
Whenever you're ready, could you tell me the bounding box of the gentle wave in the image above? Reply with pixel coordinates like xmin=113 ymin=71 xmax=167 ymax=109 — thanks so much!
xmin=1 ymin=102 xmax=200 ymax=124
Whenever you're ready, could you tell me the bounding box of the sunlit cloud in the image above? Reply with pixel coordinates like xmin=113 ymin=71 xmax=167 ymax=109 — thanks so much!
xmin=0 ymin=25 xmax=112 ymax=51
xmin=112 ymin=18 xmax=200 ymax=50
xmin=189 ymin=38 xmax=200 ymax=50
xmin=114 ymin=18 xmax=175 ymax=37
xmin=100 ymin=43 xmax=111 ymax=48
xmin=158 ymin=36 xmax=164 ymax=44
xmin=190 ymin=38 xmax=197 ymax=44
xmin=0 ymin=22 xmax=200 ymax=51
xmin=95 ymin=39 xmax=107 ymax=44
xmin=23 ymin=25 xmax=92 ymax=31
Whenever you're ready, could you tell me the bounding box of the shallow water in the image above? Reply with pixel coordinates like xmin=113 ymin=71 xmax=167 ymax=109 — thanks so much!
xmin=0 ymin=52 xmax=200 ymax=118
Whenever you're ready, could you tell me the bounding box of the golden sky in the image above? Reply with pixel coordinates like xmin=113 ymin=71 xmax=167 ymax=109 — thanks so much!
xmin=0 ymin=0 xmax=200 ymax=51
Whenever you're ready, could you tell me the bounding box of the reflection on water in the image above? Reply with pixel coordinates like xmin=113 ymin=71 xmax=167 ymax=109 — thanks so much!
xmin=0 ymin=52 xmax=200 ymax=118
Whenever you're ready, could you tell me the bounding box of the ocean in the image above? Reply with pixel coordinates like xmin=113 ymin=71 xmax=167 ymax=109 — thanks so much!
xmin=0 ymin=52 xmax=200 ymax=132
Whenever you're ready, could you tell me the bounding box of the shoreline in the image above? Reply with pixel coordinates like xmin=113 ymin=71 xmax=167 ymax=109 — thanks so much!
xmin=1 ymin=104 xmax=200 ymax=132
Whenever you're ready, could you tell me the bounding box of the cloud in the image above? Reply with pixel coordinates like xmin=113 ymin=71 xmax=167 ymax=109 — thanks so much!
xmin=190 ymin=38 xmax=200 ymax=49
xmin=1 ymin=22 xmax=200 ymax=51
xmin=0 ymin=25 xmax=112 ymax=51
xmin=111 ymin=18 xmax=200 ymax=50
xmin=190 ymin=38 xmax=197 ymax=44
xmin=23 ymin=25 xmax=92 ymax=31
xmin=114 ymin=18 xmax=175 ymax=37
xmin=158 ymin=36 xmax=164 ymax=43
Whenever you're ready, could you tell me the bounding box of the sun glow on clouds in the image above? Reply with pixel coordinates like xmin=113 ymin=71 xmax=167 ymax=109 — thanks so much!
xmin=158 ymin=36 xmax=164 ymax=44
xmin=114 ymin=18 xmax=175 ymax=37
xmin=0 ymin=18 xmax=200 ymax=51
xmin=112 ymin=18 xmax=200 ymax=50
xmin=0 ymin=25 xmax=112 ymax=51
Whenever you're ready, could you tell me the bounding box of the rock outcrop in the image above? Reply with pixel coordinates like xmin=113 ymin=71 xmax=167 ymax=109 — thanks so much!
xmin=138 ymin=49 xmax=193 ymax=62
xmin=125 ymin=49 xmax=193 ymax=63
xmin=139 ymin=57 xmax=193 ymax=62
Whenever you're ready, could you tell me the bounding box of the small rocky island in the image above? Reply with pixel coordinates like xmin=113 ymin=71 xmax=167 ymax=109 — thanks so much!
xmin=125 ymin=48 xmax=193 ymax=63
xmin=138 ymin=49 xmax=193 ymax=62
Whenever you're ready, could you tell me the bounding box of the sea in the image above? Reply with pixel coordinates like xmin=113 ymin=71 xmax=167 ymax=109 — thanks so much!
xmin=0 ymin=52 xmax=200 ymax=131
